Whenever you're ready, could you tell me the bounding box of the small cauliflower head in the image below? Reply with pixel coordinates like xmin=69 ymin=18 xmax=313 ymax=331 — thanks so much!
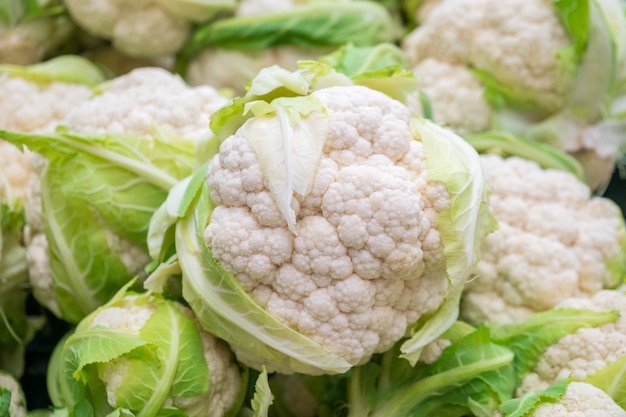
xmin=461 ymin=154 xmax=626 ymax=325
xmin=0 ymin=141 xmax=37 ymax=204
xmin=63 ymin=0 xmax=235 ymax=58
xmin=518 ymin=290 xmax=626 ymax=396
xmin=50 ymin=291 xmax=245 ymax=417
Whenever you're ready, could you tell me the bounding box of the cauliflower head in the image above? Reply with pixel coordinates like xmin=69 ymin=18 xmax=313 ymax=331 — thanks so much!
xmin=518 ymin=290 xmax=626 ymax=396
xmin=402 ymin=0 xmax=626 ymax=190
xmin=0 ymin=57 xmax=108 ymax=317
xmin=205 ymin=85 xmax=451 ymax=368
xmin=461 ymin=154 xmax=626 ymax=325
xmin=48 ymin=291 xmax=245 ymax=417
xmin=403 ymin=0 xmax=574 ymax=121
xmin=19 ymin=67 xmax=228 ymax=321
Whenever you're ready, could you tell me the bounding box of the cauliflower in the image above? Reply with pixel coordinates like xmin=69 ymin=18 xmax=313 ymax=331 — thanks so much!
xmin=402 ymin=0 xmax=581 ymax=118
xmin=518 ymin=289 xmax=626 ymax=396
xmin=402 ymin=0 xmax=626 ymax=190
xmin=0 ymin=74 xmax=95 ymax=133
xmin=0 ymin=56 xmax=108 ymax=317
xmin=47 ymin=291 xmax=245 ymax=417
xmin=63 ymin=0 xmax=235 ymax=58
xmin=170 ymin=63 xmax=494 ymax=375
xmin=205 ymin=85 xmax=451 ymax=368
xmin=11 ymin=66 xmax=229 ymax=322
xmin=496 ymin=381 xmax=626 ymax=417
xmin=461 ymin=154 xmax=626 ymax=324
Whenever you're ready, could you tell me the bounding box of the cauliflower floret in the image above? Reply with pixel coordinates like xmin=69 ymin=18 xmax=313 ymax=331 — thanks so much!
xmin=84 ymin=294 xmax=243 ymax=417
xmin=495 ymin=382 xmax=626 ymax=417
xmin=461 ymin=155 xmax=626 ymax=324
xmin=518 ymin=290 xmax=626 ymax=396
xmin=204 ymin=86 xmax=451 ymax=368
xmin=63 ymin=0 xmax=191 ymax=57
xmin=402 ymin=0 xmax=487 ymax=66
xmin=0 ymin=141 xmax=37 ymax=204
xmin=409 ymin=58 xmax=492 ymax=133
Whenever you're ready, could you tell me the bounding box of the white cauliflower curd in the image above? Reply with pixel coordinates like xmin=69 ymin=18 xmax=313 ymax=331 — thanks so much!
xmin=461 ymin=154 xmax=626 ymax=325
xmin=63 ymin=67 xmax=228 ymax=141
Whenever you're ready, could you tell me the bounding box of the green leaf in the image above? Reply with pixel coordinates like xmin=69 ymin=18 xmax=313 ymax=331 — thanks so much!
xmin=401 ymin=117 xmax=498 ymax=364
xmin=113 ymin=300 xmax=209 ymax=416
xmin=68 ymin=327 xmax=149 ymax=383
xmin=1 ymin=128 xmax=197 ymax=322
xmin=464 ymin=130 xmax=587 ymax=182
xmin=154 ymin=0 xmax=236 ymax=22
xmin=0 ymin=388 xmax=10 ymax=417
xmin=182 ymin=1 xmax=397 ymax=56
xmin=365 ymin=328 xmax=515 ymax=417
xmin=251 ymin=367 xmax=274 ymax=417
xmin=497 ymin=378 xmax=570 ymax=417
xmin=553 ymin=0 xmax=590 ymax=62
xmin=0 ymin=55 xmax=107 ymax=87
xmin=319 ymin=43 xmax=408 ymax=78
